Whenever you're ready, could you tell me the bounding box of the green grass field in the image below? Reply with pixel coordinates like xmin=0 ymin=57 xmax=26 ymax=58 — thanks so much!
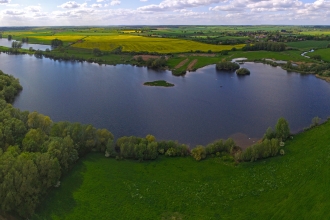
xmin=227 ymin=50 xmax=313 ymax=63
xmin=73 ymin=35 xmax=244 ymax=53
xmin=306 ymin=48 xmax=330 ymax=62
xmin=33 ymin=120 xmax=330 ymax=219
xmin=287 ymin=40 xmax=330 ymax=50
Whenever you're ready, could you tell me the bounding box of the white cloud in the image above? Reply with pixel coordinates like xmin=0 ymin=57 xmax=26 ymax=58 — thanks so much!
xmin=209 ymin=0 xmax=305 ymax=13
xmin=1 ymin=0 xmax=330 ymax=25
xmin=110 ymin=0 xmax=121 ymax=6
xmin=91 ymin=3 xmax=103 ymax=8
xmin=3 ymin=3 xmax=20 ymax=7
xmin=2 ymin=9 xmax=25 ymax=15
xmin=210 ymin=5 xmax=240 ymax=11
xmin=58 ymin=1 xmax=87 ymax=9
xmin=26 ymin=6 xmax=42 ymax=13
xmin=138 ymin=0 xmax=227 ymax=11
xmin=305 ymin=0 xmax=330 ymax=11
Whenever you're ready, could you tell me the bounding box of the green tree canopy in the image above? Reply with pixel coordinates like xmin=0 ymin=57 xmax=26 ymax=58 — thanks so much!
xmin=275 ymin=117 xmax=290 ymax=141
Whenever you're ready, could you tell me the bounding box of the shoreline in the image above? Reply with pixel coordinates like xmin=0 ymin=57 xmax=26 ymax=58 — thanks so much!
xmin=1 ymin=45 xmax=329 ymax=83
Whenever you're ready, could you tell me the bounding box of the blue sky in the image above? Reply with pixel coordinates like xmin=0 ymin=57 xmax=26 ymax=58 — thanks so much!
xmin=0 ymin=0 xmax=329 ymax=26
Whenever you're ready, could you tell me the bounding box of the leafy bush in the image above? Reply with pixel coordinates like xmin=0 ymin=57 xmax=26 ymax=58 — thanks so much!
xmin=51 ymin=39 xmax=63 ymax=48
xmin=191 ymin=145 xmax=206 ymax=161
xmin=310 ymin=116 xmax=321 ymax=128
xmin=242 ymin=138 xmax=280 ymax=162
xmin=236 ymin=68 xmax=250 ymax=75
xmin=216 ymin=61 xmax=239 ymax=71
xmin=93 ymin=48 xmax=102 ymax=57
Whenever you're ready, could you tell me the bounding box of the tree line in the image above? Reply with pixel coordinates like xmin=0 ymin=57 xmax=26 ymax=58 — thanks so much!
xmin=216 ymin=61 xmax=240 ymax=71
xmin=242 ymin=42 xmax=286 ymax=51
xmin=0 ymin=70 xmax=115 ymax=217
xmin=135 ymin=56 xmax=167 ymax=69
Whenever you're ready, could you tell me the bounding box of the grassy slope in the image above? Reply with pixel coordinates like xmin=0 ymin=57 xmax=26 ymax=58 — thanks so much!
xmin=33 ymin=120 xmax=330 ymax=220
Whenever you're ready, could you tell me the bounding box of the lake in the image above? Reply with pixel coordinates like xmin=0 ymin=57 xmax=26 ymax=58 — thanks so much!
xmin=0 ymin=38 xmax=51 ymax=51
xmin=1 ymin=53 xmax=330 ymax=147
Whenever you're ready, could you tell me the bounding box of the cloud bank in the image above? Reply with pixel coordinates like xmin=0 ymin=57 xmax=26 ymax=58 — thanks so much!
xmin=0 ymin=0 xmax=329 ymax=26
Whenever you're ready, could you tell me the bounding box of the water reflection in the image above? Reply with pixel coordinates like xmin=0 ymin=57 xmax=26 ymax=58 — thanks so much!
xmin=0 ymin=38 xmax=51 ymax=51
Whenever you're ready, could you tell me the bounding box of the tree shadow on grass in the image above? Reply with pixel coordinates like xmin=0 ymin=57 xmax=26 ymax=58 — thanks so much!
xmin=32 ymin=155 xmax=89 ymax=220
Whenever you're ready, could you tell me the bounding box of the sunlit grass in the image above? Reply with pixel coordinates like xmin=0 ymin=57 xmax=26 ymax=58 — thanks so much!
xmin=306 ymin=48 xmax=330 ymax=62
xmin=287 ymin=40 xmax=330 ymax=50
xmin=33 ymin=120 xmax=330 ymax=219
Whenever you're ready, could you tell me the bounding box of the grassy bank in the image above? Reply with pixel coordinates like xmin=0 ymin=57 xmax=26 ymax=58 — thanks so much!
xmin=33 ymin=120 xmax=330 ymax=219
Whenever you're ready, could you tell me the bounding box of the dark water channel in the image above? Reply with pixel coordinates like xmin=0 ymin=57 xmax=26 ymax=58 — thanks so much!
xmin=1 ymin=53 xmax=330 ymax=147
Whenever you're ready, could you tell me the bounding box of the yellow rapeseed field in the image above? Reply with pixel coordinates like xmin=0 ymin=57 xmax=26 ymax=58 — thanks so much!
xmin=73 ymin=35 xmax=244 ymax=53
xmin=300 ymin=31 xmax=330 ymax=36
xmin=29 ymin=35 xmax=86 ymax=43
xmin=4 ymin=31 xmax=36 ymax=36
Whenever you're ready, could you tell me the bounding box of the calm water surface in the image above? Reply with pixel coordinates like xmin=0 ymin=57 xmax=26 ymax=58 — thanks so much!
xmin=0 ymin=38 xmax=50 ymax=51
xmin=1 ymin=53 xmax=330 ymax=147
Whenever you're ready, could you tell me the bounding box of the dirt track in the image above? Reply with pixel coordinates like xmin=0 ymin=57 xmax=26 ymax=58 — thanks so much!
xmin=175 ymin=58 xmax=189 ymax=69
xmin=134 ymin=55 xmax=161 ymax=61
xmin=187 ymin=59 xmax=198 ymax=70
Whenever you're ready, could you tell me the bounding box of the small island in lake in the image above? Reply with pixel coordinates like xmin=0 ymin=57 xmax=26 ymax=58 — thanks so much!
xmin=236 ymin=68 xmax=251 ymax=75
xmin=144 ymin=80 xmax=175 ymax=87
xmin=216 ymin=61 xmax=240 ymax=71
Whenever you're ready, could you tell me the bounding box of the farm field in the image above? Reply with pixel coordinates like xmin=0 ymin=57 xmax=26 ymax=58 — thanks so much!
xmin=33 ymin=120 xmax=330 ymax=220
xmin=73 ymin=35 xmax=244 ymax=53
xmin=29 ymin=35 xmax=86 ymax=45
xmin=300 ymin=31 xmax=330 ymax=36
xmin=287 ymin=40 xmax=330 ymax=50
xmin=0 ymin=26 xmax=328 ymax=73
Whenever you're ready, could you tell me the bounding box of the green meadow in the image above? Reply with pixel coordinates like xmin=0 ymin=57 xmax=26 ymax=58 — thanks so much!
xmin=287 ymin=40 xmax=330 ymax=50
xmin=33 ymin=120 xmax=330 ymax=220
xmin=306 ymin=48 xmax=330 ymax=62
xmin=227 ymin=50 xmax=312 ymax=62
